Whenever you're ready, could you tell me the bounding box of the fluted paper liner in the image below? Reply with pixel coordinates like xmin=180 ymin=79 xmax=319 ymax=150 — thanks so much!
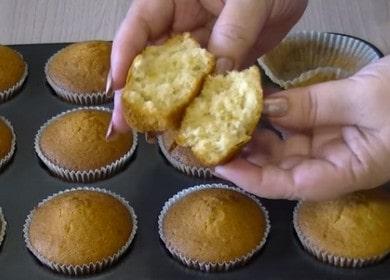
xmin=258 ymin=31 xmax=381 ymax=89
xmin=34 ymin=107 xmax=137 ymax=182
xmin=0 ymin=207 xmax=6 ymax=248
xmin=23 ymin=187 xmax=138 ymax=275
xmin=158 ymin=184 xmax=270 ymax=272
xmin=157 ymin=136 xmax=213 ymax=178
xmin=0 ymin=116 xmax=16 ymax=171
xmin=0 ymin=50 xmax=28 ymax=103
xmin=293 ymin=201 xmax=388 ymax=268
xmin=45 ymin=49 xmax=112 ymax=105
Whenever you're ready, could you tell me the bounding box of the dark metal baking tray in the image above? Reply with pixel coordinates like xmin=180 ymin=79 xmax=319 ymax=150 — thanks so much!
xmin=0 ymin=42 xmax=388 ymax=280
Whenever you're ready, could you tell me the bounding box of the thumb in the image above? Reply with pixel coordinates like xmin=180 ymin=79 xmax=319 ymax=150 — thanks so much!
xmin=263 ymin=78 xmax=368 ymax=130
xmin=208 ymin=0 xmax=268 ymax=73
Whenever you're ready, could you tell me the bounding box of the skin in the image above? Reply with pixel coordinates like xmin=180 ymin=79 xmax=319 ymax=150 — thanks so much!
xmin=109 ymin=0 xmax=390 ymax=201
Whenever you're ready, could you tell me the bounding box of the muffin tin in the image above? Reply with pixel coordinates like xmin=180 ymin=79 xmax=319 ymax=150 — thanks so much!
xmin=0 ymin=41 xmax=388 ymax=280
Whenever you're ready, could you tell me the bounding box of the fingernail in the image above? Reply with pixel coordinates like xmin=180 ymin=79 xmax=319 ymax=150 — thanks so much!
xmin=105 ymin=69 xmax=113 ymax=96
xmin=215 ymin=57 xmax=234 ymax=74
xmin=263 ymin=96 xmax=288 ymax=117
xmin=105 ymin=121 xmax=115 ymax=141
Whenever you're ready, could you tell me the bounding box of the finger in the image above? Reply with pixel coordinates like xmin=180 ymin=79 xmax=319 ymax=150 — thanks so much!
xmin=111 ymin=0 xmax=174 ymax=89
xmin=111 ymin=91 xmax=131 ymax=133
xmin=264 ymin=77 xmax=368 ymax=130
xmin=208 ymin=0 xmax=267 ymax=72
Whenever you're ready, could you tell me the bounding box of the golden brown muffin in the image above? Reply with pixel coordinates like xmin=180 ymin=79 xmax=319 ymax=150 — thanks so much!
xmin=162 ymin=187 xmax=268 ymax=264
xmin=0 ymin=117 xmax=13 ymax=159
xmin=28 ymin=190 xmax=133 ymax=265
xmin=0 ymin=45 xmax=26 ymax=92
xmin=39 ymin=109 xmax=133 ymax=171
xmin=295 ymin=189 xmax=390 ymax=261
xmin=122 ymin=33 xmax=215 ymax=132
xmin=46 ymin=41 xmax=111 ymax=94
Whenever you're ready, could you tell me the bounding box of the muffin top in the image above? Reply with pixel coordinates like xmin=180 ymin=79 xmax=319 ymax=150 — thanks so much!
xmin=47 ymin=41 xmax=111 ymax=93
xmin=39 ymin=109 xmax=133 ymax=171
xmin=0 ymin=45 xmax=25 ymax=92
xmin=28 ymin=190 xmax=133 ymax=265
xmin=296 ymin=189 xmax=390 ymax=258
xmin=162 ymin=188 xmax=267 ymax=263
xmin=0 ymin=118 xmax=13 ymax=159
xmin=161 ymin=131 xmax=205 ymax=168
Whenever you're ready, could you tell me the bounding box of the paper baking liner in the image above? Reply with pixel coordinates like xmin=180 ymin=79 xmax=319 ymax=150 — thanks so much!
xmin=293 ymin=201 xmax=388 ymax=268
xmin=23 ymin=187 xmax=138 ymax=275
xmin=45 ymin=49 xmax=112 ymax=105
xmin=258 ymin=31 xmax=381 ymax=89
xmin=0 ymin=207 xmax=6 ymax=248
xmin=0 ymin=116 xmax=16 ymax=171
xmin=34 ymin=107 xmax=137 ymax=182
xmin=157 ymin=136 xmax=213 ymax=178
xmin=158 ymin=184 xmax=270 ymax=272
xmin=0 ymin=50 xmax=28 ymax=103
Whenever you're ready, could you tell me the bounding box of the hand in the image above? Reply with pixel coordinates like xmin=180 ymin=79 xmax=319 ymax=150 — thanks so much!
xmin=106 ymin=0 xmax=307 ymax=136
xmin=215 ymin=56 xmax=390 ymax=201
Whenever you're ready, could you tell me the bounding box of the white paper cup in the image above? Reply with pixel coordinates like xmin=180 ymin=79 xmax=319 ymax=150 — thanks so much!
xmin=258 ymin=31 xmax=381 ymax=89
xmin=23 ymin=187 xmax=138 ymax=275
xmin=0 ymin=116 xmax=16 ymax=172
xmin=34 ymin=107 xmax=137 ymax=182
xmin=158 ymin=183 xmax=270 ymax=272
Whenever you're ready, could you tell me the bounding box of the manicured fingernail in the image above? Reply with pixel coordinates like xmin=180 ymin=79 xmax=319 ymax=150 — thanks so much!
xmin=215 ymin=57 xmax=234 ymax=74
xmin=105 ymin=121 xmax=115 ymax=141
xmin=263 ymin=96 xmax=288 ymax=117
xmin=105 ymin=69 xmax=113 ymax=96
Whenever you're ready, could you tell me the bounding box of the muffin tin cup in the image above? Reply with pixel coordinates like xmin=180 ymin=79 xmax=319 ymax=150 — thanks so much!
xmin=34 ymin=107 xmax=138 ymax=183
xmin=45 ymin=50 xmax=112 ymax=105
xmin=0 ymin=116 xmax=16 ymax=171
xmin=157 ymin=136 xmax=213 ymax=178
xmin=293 ymin=201 xmax=388 ymax=268
xmin=158 ymin=183 xmax=271 ymax=272
xmin=23 ymin=187 xmax=138 ymax=276
xmin=0 ymin=51 xmax=28 ymax=103
xmin=0 ymin=207 xmax=6 ymax=248
xmin=258 ymin=31 xmax=381 ymax=89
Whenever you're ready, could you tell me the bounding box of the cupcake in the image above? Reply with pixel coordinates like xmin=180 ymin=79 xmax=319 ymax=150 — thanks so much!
xmin=293 ymin=188 xmax=390 ymax=267
xmin=159 ymin=184 xmax=270 ymax=271
xmin=0 ymin=116 xmax=16 ymax=171
xmin=0 ymin=45 xmax=28 ymax=102
xmin=0 ymin=207 xmax=6 ymax=248
xmin=23 ymin=187 xmax=137 ymax=275
xmin=258 ymin=31 xmax=381 ymax=89
xmin=45 ymin=41 xmax=112 ymax=105
xmin=158 ymin=131 xmax=213 ymax=178
xmin=35 ymin=107 xmax=137 ymax=182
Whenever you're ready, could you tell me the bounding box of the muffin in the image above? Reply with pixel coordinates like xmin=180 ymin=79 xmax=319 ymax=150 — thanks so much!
xmin=23 ymin=187 xmax=137 ymax=275
xmin=45 ymin=41 xmax=112 ymax=105
xmin=0 ymin=207 xmax=6 ymax=248
xmin=0 ymin=45 xmax=28 ymax=102
xmin=159 ymin=184 xmax=270 ymax=271
xmin=294 ymin=188 xmax=390 ymax=267
xmin=158 ymin=131 xmax=212 ymax=178
xmin=258 ymin=31 xmax=381 ymax=89
xmin=35 ymin=107 xmax=137 ymax=182
xmin=0 ymin=116 xmax=16 ymax=171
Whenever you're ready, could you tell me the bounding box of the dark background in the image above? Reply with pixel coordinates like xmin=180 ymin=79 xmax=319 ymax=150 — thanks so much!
xmin=0 ymin=43 xmax=388 ymax=280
